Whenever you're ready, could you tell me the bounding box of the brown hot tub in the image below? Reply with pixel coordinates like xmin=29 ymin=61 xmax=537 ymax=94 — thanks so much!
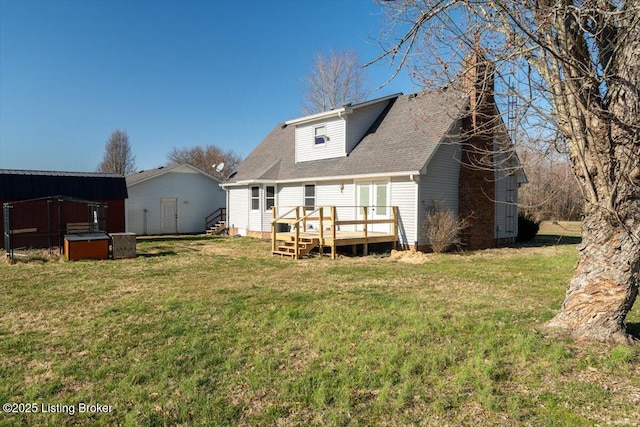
xmin=63 ymin=233 xmax=110 ymax=261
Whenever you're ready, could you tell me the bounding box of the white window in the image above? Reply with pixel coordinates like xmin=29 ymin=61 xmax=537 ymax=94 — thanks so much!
xmin=251 ymin=186 xmax=260 ymax=210
xmin=304 ymin=184 xmax=315 ymax=212
xmin=314 ymin=125 xmax=327 ymax=145
xmin=265 ymin=186 xmax=275 ymax=210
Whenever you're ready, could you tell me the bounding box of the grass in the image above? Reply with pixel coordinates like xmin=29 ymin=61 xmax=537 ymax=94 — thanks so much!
xmin=1 ymin=227 xmax=639 ymax=426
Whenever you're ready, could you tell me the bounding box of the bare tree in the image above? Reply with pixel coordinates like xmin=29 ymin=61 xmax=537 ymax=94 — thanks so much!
xmin=372 ymin=1 xmax=639 ymax=344
xmin=518 ymin=145 xmax=584 ymax=222
xmin=301 ymin=48 xmax=370 ymax=115
xmin=167 ymin=145 xmax=241 ymax=180
xmin=97 ymin=129 xmax=136 ymax=175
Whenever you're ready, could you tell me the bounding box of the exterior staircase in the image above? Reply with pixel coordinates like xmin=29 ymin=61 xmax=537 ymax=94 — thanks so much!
xmin=272 ymin=236 xmax=319 ymax=259
xmin=205 ymin=221 xmax=227 ymax=235
xmin=205 ymin=208 xmax=226 ymax=236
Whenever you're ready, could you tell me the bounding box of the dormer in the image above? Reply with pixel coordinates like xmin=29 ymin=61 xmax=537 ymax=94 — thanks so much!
xmin=287 ymin=93 xmax=401 ymax=164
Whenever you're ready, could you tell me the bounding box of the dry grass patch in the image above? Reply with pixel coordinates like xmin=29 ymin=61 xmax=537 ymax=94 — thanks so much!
xmin=1 ymin=235 xmax=639 ymax=426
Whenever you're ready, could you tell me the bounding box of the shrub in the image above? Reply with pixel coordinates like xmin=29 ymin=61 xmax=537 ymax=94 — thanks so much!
xmin=422 ymin=199 xmax=470 ymax=253
xmin=517 ymin=213 xmax=540 ymax=242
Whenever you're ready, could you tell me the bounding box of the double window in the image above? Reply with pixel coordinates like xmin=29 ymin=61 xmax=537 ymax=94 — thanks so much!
xmin=251 ymin=185 xmax=276 ymax=211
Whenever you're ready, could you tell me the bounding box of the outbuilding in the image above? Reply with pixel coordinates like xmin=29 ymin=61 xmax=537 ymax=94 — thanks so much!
xmin=125 ymin=163 xmax=225 ymax=235
xmin=0 ymin=169 xmax=128 ymax=248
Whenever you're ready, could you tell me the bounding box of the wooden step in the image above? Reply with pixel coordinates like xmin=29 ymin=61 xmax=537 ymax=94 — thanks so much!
xmin=272 ymin=250 xmax=296 ymax=257
xmin=273 ymin=237 xmax=320 ymax=259
xmin=206 ymin=221 xmax=228 ymax=235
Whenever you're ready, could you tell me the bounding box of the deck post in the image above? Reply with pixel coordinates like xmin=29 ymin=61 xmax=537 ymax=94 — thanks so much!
xmin=392 ymin=206 xmax=399 ymax=250
xmin=363 ymin=206 xmax=368 ymax=256
xmin=331 ymin=206 xmax=336 ymax=260
xmin=318 ymin=207 xmax=324 ymax=256
xmin=271 ymin=206 xmax=277 ymax=252
xmin=294 ymin=207 xmax=300 ymax=260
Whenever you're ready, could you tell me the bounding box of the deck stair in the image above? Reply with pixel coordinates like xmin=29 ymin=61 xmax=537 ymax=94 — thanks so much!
xmin=205 ymin=221 xmax=227 ymax=235
xmin=272 ymin=236 xmax=319 ymax=259
xmin=271 ymin=205 xmax=399 ymax=260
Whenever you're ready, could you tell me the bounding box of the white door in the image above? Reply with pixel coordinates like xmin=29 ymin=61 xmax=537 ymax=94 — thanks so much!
xmin=356 ymin=181 xmax=390 ymax=233
xmin=161 ymin=198 xmax=178 ymax=234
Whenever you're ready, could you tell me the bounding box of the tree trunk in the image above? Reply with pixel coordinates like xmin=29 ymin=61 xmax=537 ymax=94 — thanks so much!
xmin=547 ymin=208 xmax=640 ymax=344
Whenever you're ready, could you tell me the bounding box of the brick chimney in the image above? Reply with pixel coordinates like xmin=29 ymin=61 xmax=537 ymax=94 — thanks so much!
xmin=458 ymin=50 xmax=497 ymax=250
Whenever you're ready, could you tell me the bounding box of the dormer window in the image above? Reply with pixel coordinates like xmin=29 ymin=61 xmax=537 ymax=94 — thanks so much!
xmin=314 ymin=125 xmax=327 ymax=145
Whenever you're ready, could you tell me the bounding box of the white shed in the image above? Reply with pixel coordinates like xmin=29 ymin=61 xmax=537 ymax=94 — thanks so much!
xmin=126 ymin=164 xmax=225 ymax=235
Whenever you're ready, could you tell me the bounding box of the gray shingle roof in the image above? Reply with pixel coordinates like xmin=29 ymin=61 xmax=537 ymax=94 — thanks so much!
xmin=228 ymin=88 xmax=466 ymax=183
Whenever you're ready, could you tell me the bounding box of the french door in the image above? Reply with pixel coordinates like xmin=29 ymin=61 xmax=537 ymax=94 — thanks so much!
xmin=356 ymin=181 xmax=389 ymax=233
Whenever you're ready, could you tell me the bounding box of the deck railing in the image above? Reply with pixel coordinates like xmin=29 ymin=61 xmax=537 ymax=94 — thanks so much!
xmin=271 ymin=205 xmax=398 ymax=258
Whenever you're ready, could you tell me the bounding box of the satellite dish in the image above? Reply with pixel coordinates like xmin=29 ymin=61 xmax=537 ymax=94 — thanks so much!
xmin=215 ymin=162 xmax=225 ymax=173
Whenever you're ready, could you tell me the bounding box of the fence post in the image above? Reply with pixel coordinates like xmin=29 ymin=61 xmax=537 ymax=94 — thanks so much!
xmin=3 ymin=203 xmax=11 ymax=259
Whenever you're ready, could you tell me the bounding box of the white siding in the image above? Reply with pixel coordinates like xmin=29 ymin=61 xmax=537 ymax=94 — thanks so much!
xmin=277 ymin=183 xmax=303 ymax=212
xmin=126 ymin=168 xmax=225 ymax=235
xmin=345 ymin=101 xmax=389 ymax=154
xmin=295 ymin=117 xmax=346 ymax=163
xmin=228 ymin=186 xmax=249 ymax=235
xmin=317 ymin=181 xmax=356 ymax=232
xmin=418 ymin=141 xmax=462 ymax=245
xmin=390 ymin=177 xmax=418 ymax=246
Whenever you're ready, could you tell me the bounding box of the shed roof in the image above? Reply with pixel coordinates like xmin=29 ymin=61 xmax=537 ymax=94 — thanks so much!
xmin=0 ymin=169 xmax=128 ymax=200
xmin=228 ymin=88 xmax=467 ymax=184
xmin=126 ymin=163 xmax=221 ymax=186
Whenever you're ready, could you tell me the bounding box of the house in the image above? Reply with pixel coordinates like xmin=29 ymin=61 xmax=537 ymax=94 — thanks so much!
xmin=223 ymin=56 xmax=526 ymax=256
xmin=125 ymin=163 xmax=226 ymax=235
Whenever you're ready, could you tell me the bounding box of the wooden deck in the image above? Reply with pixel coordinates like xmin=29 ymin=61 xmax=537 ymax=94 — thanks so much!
xmin=271 ymin=206 xmax=399 ymax=259
xmin=276 ymin=230 xmax=398 ymax=246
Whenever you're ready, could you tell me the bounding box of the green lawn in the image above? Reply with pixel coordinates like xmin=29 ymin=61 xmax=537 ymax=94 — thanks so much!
xmin=1 ymin=232 xmax=638 ymax=426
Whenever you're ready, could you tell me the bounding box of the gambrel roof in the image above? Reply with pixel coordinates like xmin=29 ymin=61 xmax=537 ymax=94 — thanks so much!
xmin=227 ymin=88 xmax=468 ymax=184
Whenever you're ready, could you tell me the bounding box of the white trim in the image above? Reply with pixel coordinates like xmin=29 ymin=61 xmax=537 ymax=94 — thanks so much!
xmin=222 ymin=170 xmax=422 ymax=188
xmin=285 ymin=108 xmax=349 ymax=126
xmin=127 ymin=163 xmax=222 ymax=187
xmin=284 ymin=93 xmax=401 ymax=126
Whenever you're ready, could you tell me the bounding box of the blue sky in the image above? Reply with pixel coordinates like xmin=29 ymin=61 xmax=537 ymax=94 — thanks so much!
xmin=0 ymin=0 xmax=416 ymax=173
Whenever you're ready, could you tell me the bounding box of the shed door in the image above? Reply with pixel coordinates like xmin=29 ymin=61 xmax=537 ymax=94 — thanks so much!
xmin=161 ymin=198 xmax=178 ymax=234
